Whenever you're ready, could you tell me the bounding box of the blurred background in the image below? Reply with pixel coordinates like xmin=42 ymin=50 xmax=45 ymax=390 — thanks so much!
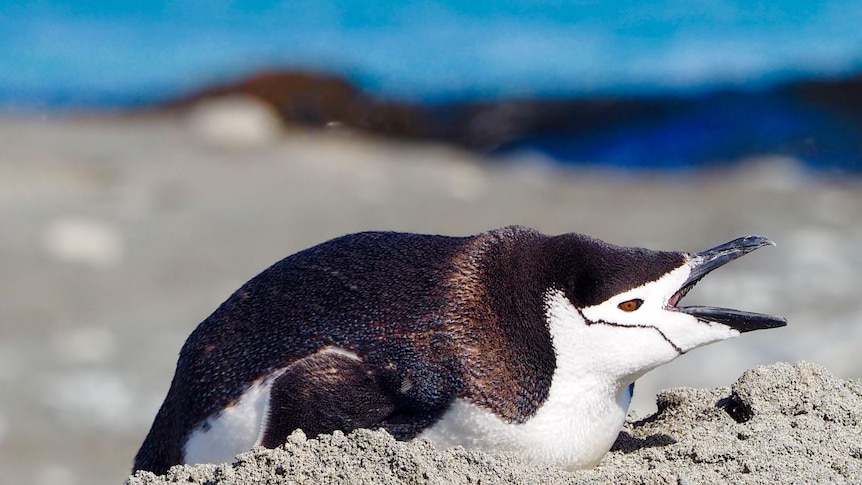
xmin=1 ymin=1 xmax=861 ymax=484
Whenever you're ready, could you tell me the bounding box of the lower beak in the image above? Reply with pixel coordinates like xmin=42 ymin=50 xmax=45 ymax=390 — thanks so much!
xmin=679 ymin=305 xmax=787 ymax=333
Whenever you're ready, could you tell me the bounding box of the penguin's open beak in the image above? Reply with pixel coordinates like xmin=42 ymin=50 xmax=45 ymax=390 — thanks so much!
xmin=667 ymin=236 xmax=788 ymax=332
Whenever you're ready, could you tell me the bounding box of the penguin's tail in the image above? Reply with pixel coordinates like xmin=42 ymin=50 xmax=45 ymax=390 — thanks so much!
xmin=131 ymin=384 xmax=186 ymax=475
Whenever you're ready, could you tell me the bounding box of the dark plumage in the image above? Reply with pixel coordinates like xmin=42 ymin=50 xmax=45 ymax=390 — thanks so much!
xmin=133 ymin=226 xmax=698 ymax=474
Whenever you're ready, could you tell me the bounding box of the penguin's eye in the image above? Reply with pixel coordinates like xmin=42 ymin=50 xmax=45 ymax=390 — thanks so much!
xmin=618 ymin=299 xmax=643 ymax=312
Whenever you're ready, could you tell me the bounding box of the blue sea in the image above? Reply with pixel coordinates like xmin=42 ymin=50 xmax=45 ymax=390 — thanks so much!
xmin=3 ymin=1 xmax=862 ymax=169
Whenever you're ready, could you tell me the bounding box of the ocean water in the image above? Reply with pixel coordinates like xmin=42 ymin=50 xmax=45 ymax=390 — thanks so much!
xmin=3 ymin=1 xmax=862 ymax=170
xmin=3 ymin=0 xmax=862 ymax=107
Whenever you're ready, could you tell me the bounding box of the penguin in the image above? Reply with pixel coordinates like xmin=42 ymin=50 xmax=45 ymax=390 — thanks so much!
xmin=133 ymin=226 xmax=786 ymax=474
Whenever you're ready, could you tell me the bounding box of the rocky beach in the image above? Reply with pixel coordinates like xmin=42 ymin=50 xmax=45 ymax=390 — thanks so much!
xmin=127 ymin=362 xmax=862 ymax=485
xmin=2 ymin=110 xmax=861 ymax=484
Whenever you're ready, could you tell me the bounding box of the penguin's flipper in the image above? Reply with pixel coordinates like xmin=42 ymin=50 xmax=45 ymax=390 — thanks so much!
xmin=261 ymin=348 xmax=396 ymax=447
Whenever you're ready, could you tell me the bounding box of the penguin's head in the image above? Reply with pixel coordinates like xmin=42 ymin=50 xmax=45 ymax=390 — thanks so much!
xmin=544 ymin=234 xmax=787 ymax=381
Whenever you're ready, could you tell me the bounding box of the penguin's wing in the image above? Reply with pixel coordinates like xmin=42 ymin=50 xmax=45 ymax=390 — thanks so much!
xmin=260 ymin=348 xmax=396 ymax=447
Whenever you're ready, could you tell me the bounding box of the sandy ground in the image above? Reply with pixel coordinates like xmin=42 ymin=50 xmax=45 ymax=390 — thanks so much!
xmin=2 ymin=107 xmax=862 ymax=484
xmin=126 ymin=362 xmax=862 ymax=485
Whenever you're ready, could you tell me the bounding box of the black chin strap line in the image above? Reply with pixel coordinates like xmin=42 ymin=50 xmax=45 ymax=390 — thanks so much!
xmin=575 ymin=307 xmax=685 ymax=355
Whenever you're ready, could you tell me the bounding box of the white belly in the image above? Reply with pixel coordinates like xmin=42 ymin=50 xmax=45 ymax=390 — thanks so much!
xmin=418 ymin=380 xmax=631 ymax=470
xmin=419 ymin=288 xmax=645 ymax=470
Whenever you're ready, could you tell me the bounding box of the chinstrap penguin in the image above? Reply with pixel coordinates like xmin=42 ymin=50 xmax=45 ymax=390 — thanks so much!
xmin=133 ymin=226 xmax=786 ymax=474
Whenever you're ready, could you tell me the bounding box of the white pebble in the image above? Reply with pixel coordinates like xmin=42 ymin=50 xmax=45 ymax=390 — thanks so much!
xmin=187 ymin=95 xmax=283 ymax=149
xmin=733 ymin=156 xmax=807 ymax=192
xmin=41 ymin=218 xmax=124 ymax=268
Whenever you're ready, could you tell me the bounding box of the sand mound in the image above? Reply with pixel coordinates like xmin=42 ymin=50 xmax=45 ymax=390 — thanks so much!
xmin=127 ymin=362 xmax=862 ymax=484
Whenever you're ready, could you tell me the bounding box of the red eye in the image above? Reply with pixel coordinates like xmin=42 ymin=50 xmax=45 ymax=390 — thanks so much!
xmin=618 ymin=299 xmax=643 ymax=312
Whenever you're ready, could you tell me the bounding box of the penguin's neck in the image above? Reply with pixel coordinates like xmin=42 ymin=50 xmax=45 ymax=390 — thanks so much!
xmin=544 ymin=288 xmax=682 ymax=387
xmin=419 ymin=289 xmax=664 ymax=470
xmin=522 ymin=289 xmax=645 ymax=467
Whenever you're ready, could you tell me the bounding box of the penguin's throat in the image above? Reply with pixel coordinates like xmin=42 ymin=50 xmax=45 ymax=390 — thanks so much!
xmin=544 ymin=289 xmax=680 ymax=383
xmin=667 ymin=278 xmax=699 ymax=308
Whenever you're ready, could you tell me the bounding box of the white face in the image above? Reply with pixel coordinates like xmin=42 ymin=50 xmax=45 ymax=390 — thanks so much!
xmin=570 ymin=261 xmax=740 ymax=381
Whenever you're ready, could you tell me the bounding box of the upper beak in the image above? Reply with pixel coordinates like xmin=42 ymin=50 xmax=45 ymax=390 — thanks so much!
xmin=672 ymin=236 xmax=788 ymax=333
